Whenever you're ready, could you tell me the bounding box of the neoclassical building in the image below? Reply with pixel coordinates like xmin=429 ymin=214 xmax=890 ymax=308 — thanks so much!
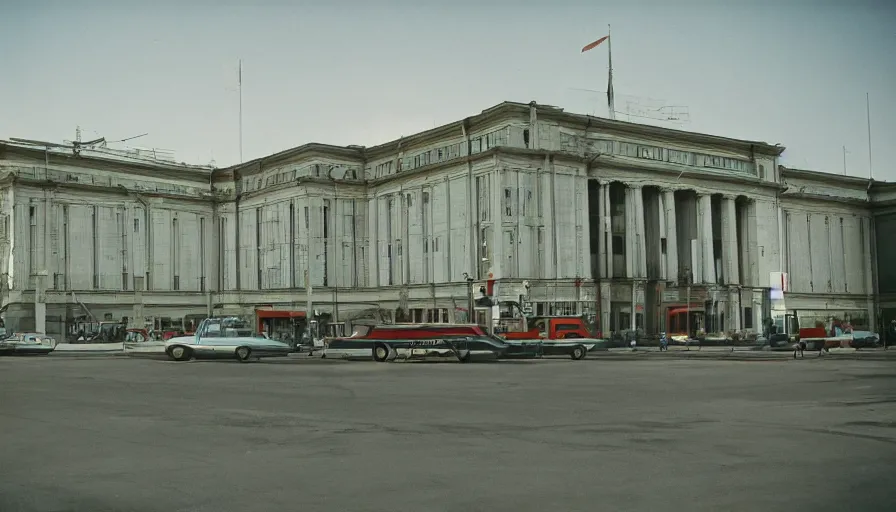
xmin=0 ymin=101 xmax=889 ymax=339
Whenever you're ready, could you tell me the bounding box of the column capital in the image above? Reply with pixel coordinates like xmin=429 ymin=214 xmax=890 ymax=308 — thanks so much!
xmin=721 ymin=193 xmax=738 ymax=201
xmin=626 ymin=182 xmax=644 ymax=190
xmin=659 ymin=185 xmax=679 ymax=193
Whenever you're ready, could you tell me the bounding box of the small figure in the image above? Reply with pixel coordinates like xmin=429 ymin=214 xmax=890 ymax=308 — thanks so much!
xmin=659 ymin=332 xmax=668 ymax=352
xmin=793 ymin=340 xmax=807 ymax=359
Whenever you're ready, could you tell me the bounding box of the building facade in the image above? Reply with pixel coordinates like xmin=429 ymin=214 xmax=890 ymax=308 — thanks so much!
xmin=0 ymin=101 xmax=888 ymax=339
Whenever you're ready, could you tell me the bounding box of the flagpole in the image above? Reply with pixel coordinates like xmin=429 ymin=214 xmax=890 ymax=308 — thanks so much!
xmin=866 ymin=92 xmax=873 ymax=180
xmin=607 ymin=24 xmax=615 ymax=120
xmin=239 ymin=59 xmax=243 ymax=164
xmin=842 ymin=146 xmax=848 ymax=175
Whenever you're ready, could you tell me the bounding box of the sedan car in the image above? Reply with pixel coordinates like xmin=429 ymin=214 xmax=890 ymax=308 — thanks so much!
xmin=164 ymin=316 xmax=292 ymax=362
xmin=0 ymin=332 xmax=57 ymax=355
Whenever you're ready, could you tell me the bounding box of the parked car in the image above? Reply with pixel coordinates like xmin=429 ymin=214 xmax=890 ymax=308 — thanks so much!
xmin=0 ymin=333 xmax=57 ymax=355
xmin=850 ymin=331 xmax=880 ymax=349
xmin=165 ymin=316 xmax=291 ymax=362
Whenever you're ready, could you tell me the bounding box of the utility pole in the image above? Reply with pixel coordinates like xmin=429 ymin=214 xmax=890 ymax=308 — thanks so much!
xmin=238 ymin=59 xmax=243 ymax=164
xmin=685 ymin=268 xmax=693 ymax=350
xmin=463 ymin=272 xmax=474 ymax=323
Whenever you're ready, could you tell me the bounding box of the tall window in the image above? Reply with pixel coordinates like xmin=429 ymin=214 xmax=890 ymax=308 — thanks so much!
xmin=172 ymin=217 xmax=180 ymax=291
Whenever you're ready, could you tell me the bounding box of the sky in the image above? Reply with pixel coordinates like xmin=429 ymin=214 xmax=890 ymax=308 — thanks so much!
xmin=1 ymin=0 xmax=894 ymax=180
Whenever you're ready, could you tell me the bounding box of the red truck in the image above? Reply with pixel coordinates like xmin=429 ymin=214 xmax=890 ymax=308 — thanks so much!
xmin=501 ymin=316 xmax=597 ymax=341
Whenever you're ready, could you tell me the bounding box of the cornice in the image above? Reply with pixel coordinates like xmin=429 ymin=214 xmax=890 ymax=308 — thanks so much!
xmin=1 ymin=143 xmax=213 ymax=182
xmin=11 ymin=176 xmax=215 ymax=204
xmin=536 ymin=107 xmax=785 ymax=157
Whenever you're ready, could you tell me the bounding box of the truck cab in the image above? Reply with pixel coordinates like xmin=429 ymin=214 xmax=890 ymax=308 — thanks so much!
xmin=501 ymin=316 xmax=593 ymax=340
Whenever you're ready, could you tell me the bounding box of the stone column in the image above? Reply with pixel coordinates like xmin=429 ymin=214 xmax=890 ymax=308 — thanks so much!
xmin=624 ymin=185 xmax=637 ymax=279
xmin=697 ymin=192 xmax=716 ymax=284
xmin=603 ymin=182 xmax=613 ymax=279
xmin=662 ymin=187 xmax=679 ymax=284
xmin=34 ymin=270 xmax=48 ymax=334
xmin=599 ymin=281 xmax=611 ymax=336
xmin=597 ymin=180 xmax=608 ymax=279
xmin=721 ymin=195 xmax=739 ymax=285
xmin=132 ymin=276 xmax=145 ymax=329
xmin=728 ymin=289 xmax=741 ymax=332
xmin=633 ymin=185 xmax=647 ymax=279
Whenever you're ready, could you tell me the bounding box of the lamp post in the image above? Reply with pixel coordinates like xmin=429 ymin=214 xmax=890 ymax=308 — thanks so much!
xmin=684 ymin=267 xmax=694 ymax=344
xmin=463 ymin=272 xmax=474 ymax=323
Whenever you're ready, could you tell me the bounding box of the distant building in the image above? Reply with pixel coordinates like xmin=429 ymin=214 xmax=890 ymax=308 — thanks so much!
xmin=0 ymin=101 xmax=890 ymax=338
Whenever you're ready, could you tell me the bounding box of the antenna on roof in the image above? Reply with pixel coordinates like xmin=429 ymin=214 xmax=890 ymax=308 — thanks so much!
xmin=108 ymin=133 xmax=148 ymax=144
xmin=568 ymin=88 xmax=691 ymax=127
xmin=238 ymin=59 xmax=243 ymax=164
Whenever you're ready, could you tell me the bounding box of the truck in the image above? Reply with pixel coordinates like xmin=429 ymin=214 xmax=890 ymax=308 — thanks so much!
xmin=495 ymin=311 xmax=603 ymax=360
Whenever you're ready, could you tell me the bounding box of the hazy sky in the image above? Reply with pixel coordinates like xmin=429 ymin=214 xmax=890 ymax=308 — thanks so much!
xmin=2 ymin=0 xmax=894 ymax=180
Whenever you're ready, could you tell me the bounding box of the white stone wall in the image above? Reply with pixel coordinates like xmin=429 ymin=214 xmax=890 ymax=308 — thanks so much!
xmin=783 ymin=200 xmax=871 ymax=296
xmin=3 ymin=103 xmax=885 ymax=337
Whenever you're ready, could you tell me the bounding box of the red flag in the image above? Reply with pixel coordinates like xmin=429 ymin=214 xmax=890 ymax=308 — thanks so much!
xmin=581 ymin=35 xmax=609 ymax=53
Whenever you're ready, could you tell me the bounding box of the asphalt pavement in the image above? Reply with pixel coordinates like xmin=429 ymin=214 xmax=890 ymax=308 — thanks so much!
xmin=1 ymin=356 xmax=895 ymax=512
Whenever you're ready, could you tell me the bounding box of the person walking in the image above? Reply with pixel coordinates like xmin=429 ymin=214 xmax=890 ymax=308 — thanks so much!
xmin=659 ymin=332 xmax=669 ymax=352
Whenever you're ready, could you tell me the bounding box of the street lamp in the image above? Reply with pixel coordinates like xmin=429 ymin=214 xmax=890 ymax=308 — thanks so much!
xmin=682 ymin=267 xmax=694 ymax=344
xmin=462 ymin=272 xmax=474 ymax=323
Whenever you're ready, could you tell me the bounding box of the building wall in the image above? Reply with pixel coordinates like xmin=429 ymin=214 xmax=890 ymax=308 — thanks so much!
xmin=778 ymin=174 xmax=878 ymax=330
xmin=3 ymin=103 xmax=889 ymax=338
xmin=876 ymin=212 xmax=896 ymax=295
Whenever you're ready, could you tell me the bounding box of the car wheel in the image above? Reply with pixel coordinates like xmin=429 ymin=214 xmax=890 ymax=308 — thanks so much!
xmin=169 ymin=345 xmax=192 ymax=362
xmin=235 ymin=346 xmax=252 ymax=363
xmin=373 ymin=343 xmax=389 ymax=362
xmin=571 ymin=345 xmax=587 ymax=361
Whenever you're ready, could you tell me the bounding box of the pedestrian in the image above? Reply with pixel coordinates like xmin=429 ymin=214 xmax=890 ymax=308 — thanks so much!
xmin=659 ymin=332 xmax=668 ymax=352
xmin=793 ymin=339 xmax=807 ymax=359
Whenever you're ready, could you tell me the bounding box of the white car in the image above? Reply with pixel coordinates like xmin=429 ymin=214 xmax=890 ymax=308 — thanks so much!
xmin=0 ymin=332 xmax=57 ymax=355
xmin=165 ymin=317 xmax=292 ymax=363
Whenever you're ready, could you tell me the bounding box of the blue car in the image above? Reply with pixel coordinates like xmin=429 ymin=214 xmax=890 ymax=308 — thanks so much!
xmin=165 ymin=317 xmax=291 ymax=363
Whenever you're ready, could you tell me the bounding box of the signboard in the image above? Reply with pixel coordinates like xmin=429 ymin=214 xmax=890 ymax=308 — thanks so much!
xmin=662 ymin=288 xmax=708 ymax=304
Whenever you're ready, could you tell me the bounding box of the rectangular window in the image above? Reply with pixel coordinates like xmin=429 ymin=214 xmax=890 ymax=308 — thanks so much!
xmin=322 ymin=200 xmax=330 ymax=287
xmin=199 ymin=217 xmax=206 ymax=292
xmin=92 ymin=207 xmax=99 ymax=289
xmin=172 ymin=217 xmax=180 ymax=291
xmin=479 ymin=226 xmax=492 ymax=277
xmin=218 ymin=217 xmax=227 ymax=290
xmin=289 ymin=203 xmax=296 ymax=288
xmin=536 ymin=228 xmax=545 ymax=278
xmin=476 ymin=175 xmax=490 ymax=222
xmin=470 ymin=138 xmax=482 ymax=154
xmin=62 ymin=205 xmax=69 ymax=290
xmin=612 ymin=235 xmax=624 ymax=255
xmin=256 ymin=208 xmax=263 ymax=289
